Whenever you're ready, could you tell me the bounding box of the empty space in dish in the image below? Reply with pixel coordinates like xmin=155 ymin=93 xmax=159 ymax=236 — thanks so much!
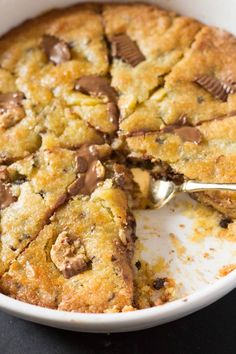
xmin=135 ymin=194 xmax=236 ymax=299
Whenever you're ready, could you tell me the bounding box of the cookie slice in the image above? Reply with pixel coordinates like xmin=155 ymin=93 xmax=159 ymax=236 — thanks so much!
xmin=103 ymin=3 xmax=202 ymax=118
xmin=0 ymin=148 xmax=79 ymax=275
xmin=125 ymin=114 xmax=236 ymax=218
xmin=0 ymin=180 xmax=136 ymax=313
xmin=157 ymin=27 xmax=236 ymax=126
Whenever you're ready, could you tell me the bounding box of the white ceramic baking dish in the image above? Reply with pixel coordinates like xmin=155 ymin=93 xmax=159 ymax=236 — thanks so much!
xmin=0 ymin=0 xmax=235 ymax=333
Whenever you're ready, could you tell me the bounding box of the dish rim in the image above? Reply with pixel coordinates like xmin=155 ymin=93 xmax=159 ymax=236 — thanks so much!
xmin=0 ymin=269 xmax=235 ymax=331
xmin=0 ymin=0 xmax=236 ymax=332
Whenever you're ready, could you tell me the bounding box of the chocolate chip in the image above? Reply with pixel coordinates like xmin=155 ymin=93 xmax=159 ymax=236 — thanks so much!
xmin=74 ymin=75 xmax=118 ymax=103
xmin=41 ymin=34 xmax=71 ymax=65
xmin=197 ymin=96 xmax=204 ymax=104
xmin=153 ymin=277 xmax=166 ymax=290
xmin=38 ymin=190 xmax=46 ymax=199
xmin=0 ymin=91 xmax=25 ymax=128
xmin=135 ymin=260 xmax=141 ymax=270
xmin=195 ymin=75 xmax=228 ymax=102
xmin=111 ymin=34 xmax=145 ymax=67
xmin=10 ymin=245 xmax=17 ymax=252
xmin=219 ymin=217 xmax=232 ymax=229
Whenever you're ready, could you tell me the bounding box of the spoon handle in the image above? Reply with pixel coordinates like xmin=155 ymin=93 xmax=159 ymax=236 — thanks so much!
xmin=182 ymin=181 xmax=236 ymax=193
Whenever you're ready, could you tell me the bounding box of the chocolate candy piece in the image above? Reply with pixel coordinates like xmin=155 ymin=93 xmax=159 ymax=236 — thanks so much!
xmin=41 ymin=34 xmax=71 ymax=65
xmin=68 ymin=144 xmax=111 ymax=197
xmin=74 ymin=76 xmax=119 ymax=128
xmin=162 ymin=114 xmax=202 ymax=144
xmin=111 ymin=34 xmax=145 ymax=67
xmin=74 ymin=75 xmax=117 ymax=103
xmin=195 ymin=75 xmax=228 ymax=102
xmin=222 ymin=77 xmax=236 ymax=95
xmin=107 ymin=102 xmax=119 ymax=128
xmin=50 ymin=231 xmax=90 ymax=279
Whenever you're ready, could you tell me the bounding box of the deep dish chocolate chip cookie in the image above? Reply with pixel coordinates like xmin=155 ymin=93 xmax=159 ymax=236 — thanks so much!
xmin=0 ymin=3 xmax=236 ymax=312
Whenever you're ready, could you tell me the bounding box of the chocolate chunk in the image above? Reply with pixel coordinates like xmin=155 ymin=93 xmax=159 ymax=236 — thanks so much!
xmin=174 ymin=126 xmax=202 ymax=144
xmin=67 ymin=176 xmax=85 ymax=196
xmin=82 ymin=160 xmax=105 ymax=195
xmin=50 ymin=231 xmax=90 ymax=279
xmin=0 ymin=181 xmax=17 ymax=209
xmin=195 ymin=75 xmax=228 ymax=102
xmin=161 ymin=115 xmax=202 ymax=144
xmin=111 ymin=34 xmax=145 ymax=67
xmin=0 ymin=91 xmax=25 ymax=128
xmin=74 ymin=75 xmax=118 ymax=103
xmin=153 ymin=277 xmax=166 ymax=290
xmin=107 ymin=102 xmax=119 ymax=127
xmin=76 ymin=156 xmax=89 ymax=173
xmin=68 ymin=145 xmax=111 ymax=197
xmin=219 ymin=217 xmax=232 ymax=229
xmin=41 ymin=34 xmax=71 ymax=65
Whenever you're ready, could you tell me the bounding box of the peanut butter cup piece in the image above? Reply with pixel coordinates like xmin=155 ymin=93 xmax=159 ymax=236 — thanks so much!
xmin=0 ymin=91 xmax=25 ymax=129
xmin=41 ymin=34 xmax=71 ymax=65
xmin=195 ymin=75 xmax=228 ymax=102
xmin=111 ymin=34 xmax=145 ymax=67
xmin=74 ymin=76 xmax=118 ymax=103
xmin=222 ymin=77 xmax=236 ymax=95
xmin=50 ymin=231 xmax=90 ymax=279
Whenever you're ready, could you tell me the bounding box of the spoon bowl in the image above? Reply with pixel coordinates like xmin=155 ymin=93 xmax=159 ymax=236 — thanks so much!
xmin=150 ymin=179 xmax=236 ymax=209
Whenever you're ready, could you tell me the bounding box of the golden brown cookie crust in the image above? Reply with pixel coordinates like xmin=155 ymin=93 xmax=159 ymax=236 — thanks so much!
xmin=0 ymin=2 xmax=236 ymax=312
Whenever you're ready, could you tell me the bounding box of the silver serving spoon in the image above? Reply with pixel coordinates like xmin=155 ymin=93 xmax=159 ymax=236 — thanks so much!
xmin=151 ymin=179 xmax=236 ymax=208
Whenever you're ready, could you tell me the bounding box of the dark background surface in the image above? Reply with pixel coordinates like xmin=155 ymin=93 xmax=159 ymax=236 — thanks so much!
xmin=0 ymin=289 xmax=235 ymax=354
